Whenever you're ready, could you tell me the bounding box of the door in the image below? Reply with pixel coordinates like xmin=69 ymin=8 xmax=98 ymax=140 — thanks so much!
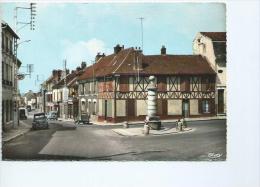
xmin=182 ymin=99 xmax=189 ymax=117
xmin=218 ymin=89 xmax=224 ymax=113
xmin=157 ymin=99 xmax=167 ymax=116
xmin=127 ymin=99 xmax=135 ymax=117
xmin=104 ymin=100 xmax=107 ymax=120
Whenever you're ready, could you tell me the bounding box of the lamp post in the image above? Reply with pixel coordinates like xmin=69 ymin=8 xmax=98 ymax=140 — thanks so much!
xmin=13 ymin=40 xmax=31 ymax=127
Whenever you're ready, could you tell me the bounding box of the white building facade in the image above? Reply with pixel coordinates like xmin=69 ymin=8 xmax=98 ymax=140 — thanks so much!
xmin=193 ymin=32 xmax=226 ymax=115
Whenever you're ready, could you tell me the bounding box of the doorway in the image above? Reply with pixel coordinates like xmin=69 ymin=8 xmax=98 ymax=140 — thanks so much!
xmin=218 ymin=89 xmax=224 ymax=114
xmin=104 ymin=100 xmax=107 ymax=120
xmin=182 ymin=99 xmax=189 ymax=118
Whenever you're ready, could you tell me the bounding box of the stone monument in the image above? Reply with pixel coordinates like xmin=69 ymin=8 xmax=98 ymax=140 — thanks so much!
xmin=145 ymin=75 xmax=161 ymax=130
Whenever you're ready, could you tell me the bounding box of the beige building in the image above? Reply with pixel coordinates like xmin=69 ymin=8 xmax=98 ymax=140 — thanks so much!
xmin=193 ymin=32 xmax=226 ymax=115
xmin=2 ymin=22 xmax=21 ymax=131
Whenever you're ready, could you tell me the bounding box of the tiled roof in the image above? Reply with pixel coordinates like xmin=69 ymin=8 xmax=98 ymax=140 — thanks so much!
xmin=52 ymin=70 xmax=83 ymax=89
xmin=200 ymin=32 xmax=226 ymax=41
xmin=78 ymin=48 xmax=215 ymax=80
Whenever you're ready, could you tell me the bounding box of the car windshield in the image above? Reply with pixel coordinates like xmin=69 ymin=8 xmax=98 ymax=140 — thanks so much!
xmin=34 ymin=115 xmax=45 ymax=120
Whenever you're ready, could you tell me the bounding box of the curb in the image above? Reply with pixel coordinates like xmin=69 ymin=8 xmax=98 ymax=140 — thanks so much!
xmin=3 ymin=120 xmax=32 ymax=143
xmin=92 ymin=117 xmax=226 ymax=126
xmin=3 ymin=129 xmax=31 ymax=143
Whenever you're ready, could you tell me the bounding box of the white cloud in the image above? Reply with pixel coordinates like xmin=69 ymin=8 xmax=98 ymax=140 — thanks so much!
xmin=61 ymin=38 xmax=112 ymax=69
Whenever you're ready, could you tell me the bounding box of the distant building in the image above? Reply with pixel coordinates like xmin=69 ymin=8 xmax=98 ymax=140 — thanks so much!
xmin=52 ymin=66 xmax=84 ymax=119
xmin=193 ymin=32 xmax=226 ymax=115
xmin=2 ymin=21 xmax=21 ymax=131
xmin=78 ymin=44 xmax=216 ymax=123
xmin=23 ymin=90 xmax=37 ymax=109
xmin=42 ymin=70 xmax=62 ymax=113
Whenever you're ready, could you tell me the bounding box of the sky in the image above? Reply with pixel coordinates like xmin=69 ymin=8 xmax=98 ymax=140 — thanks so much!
xmin=1 ymin=2 xmax=226 ymax=94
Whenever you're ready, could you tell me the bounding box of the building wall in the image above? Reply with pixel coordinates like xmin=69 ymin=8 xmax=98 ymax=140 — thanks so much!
xmin=136 ymin=100 xmax=147 ymax=116
xmin=116 ymin=100 xmax=126 ymax=116
xmin=168 ymin=100 xmax=182 ymax=115
xmin=2 ymin=25 xmax=18 ymax=130
xmin=193 ymin=33 xmax=226 ymax=114
xmin=190 ymin=99 xmax=199 ymax=115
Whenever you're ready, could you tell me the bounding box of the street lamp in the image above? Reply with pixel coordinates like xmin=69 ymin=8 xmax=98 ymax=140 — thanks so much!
xmin=13 ymin=39 xmax=31 ymax=127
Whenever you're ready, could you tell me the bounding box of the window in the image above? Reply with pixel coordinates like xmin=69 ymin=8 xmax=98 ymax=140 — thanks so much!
xmin=2 ymin=33 xmax=4 ymax=49
xmin=9 ymin=40 xmax=12 ymax=54
xmin=81 ymin=101 xmax=85 ymax=112
xmin=201 ymin=77 xmax=214 ymax=91
xmin=120 ymin=77 xmax=129 ymax=92
xmin=157 ymin=76 xmax=167 ymax=92
xmin=203 ymin=44 xmax=206 ymax=53
xmin=180 ymin=77 xmax=190 ymax=92
xmin=202 ymin=100 xmax=209 ymax=113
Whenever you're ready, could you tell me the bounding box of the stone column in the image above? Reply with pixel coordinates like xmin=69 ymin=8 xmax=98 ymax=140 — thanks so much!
xmin=145 ymin=75 xmax=161 ymax=130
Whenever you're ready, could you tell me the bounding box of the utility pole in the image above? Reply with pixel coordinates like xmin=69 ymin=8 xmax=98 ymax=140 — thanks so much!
xmin=137 ymin=17 xmax=144 ymax=51
xmin=13 ymin=3 xmax=36 ymax=127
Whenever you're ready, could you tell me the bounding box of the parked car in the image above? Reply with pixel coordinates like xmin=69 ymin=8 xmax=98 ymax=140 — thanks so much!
xmin=19 ymin=108 xmax=28 ymax=120
xmin=47 ymin=111 xmax=58 ymax=120
xmin=32 ymin=113 xmax=49 ymax=130
xmin=26 ymin=105 xmax=31 ymax=112
xmin=75 ymin=113 xmax=90 ymax=125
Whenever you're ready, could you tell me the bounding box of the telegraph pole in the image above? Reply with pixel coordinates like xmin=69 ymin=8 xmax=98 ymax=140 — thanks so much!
xmin=137 ymin=17 xmax=144 ymax=50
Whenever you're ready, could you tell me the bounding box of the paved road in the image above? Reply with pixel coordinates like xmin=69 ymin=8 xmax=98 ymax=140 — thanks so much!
xmin=2 ymin=119 xmax=226 ymax=161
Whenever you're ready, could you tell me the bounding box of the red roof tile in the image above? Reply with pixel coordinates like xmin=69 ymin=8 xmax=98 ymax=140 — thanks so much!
xmin=78 ymin=47 xmax=215 ymax=81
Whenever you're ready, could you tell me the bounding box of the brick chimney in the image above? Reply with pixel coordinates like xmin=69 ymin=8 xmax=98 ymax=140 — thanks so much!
xmin=95 ymin=52 xmax=105 ymax=62
xmin=114 ymin=44 xmax=124 ymax=54
xmin=161 ymin=45 xmax=166 ymax=55
xmin=81 ymin=62 xmax=87 ymax=69
xmin=133 ymin=47 xmax=143 ymax=70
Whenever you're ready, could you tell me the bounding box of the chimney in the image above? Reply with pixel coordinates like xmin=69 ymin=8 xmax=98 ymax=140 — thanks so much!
xmin=114 ymin=44 xmax=123 ymax=54
xmin=52 ymin=70 xmax=57 ymax=76
xmin=95 ymin=52 xmax=104 ymax=62
xmin=161 ymin=45 xmax=166 ymax=55
xmin=81 ymin=61 xmax=86 ymax=69
xmin=76 ymin=66 xmax=81 ymax=71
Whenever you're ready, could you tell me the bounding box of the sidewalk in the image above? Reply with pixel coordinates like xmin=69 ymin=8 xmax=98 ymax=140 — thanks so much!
xmin=92 ymin=116 xmax=226 ymax=126
xmin=2 ymin=120 xmax=32 ymax=143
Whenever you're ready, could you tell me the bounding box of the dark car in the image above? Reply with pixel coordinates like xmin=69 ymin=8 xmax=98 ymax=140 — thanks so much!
xmin=75 ymin=113 xmax=90 ymax=125
xmin=19 ymin=108 xmax=28 ymax=120
xmin=26 ymin=105 xmax=31 ymax=112
xmin=32 ymin=113 xmax=49 ymax=130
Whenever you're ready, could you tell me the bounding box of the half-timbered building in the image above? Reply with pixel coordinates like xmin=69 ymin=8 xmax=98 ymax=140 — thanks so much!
xmin=78 ymin=44 xmax=216 ymax=123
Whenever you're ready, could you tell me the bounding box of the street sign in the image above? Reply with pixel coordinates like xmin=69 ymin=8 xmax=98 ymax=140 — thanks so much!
xmin=17 ymin=74 xmax=25 ymax=80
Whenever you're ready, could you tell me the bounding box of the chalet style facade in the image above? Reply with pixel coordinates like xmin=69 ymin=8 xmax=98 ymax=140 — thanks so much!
xmin=193 ymin=32 xmax=226 ymax=115
xmin=78 ymin=45 xmax=216 ymax=123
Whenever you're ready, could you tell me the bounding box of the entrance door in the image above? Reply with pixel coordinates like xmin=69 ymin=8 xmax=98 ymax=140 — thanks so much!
xmin=182 ymin=99 xmax=189 ymax=117
xmin=218 ymin=89 xmax=224 ymax=113
xmin=104 ymin=100 xmax=107 ymax=120
xmin=127 ymin=99 xmax=135 ymax=117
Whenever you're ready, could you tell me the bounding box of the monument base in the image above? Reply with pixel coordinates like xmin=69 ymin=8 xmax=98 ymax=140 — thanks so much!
xmin=146 ymin=116 xmax=161 ymax=130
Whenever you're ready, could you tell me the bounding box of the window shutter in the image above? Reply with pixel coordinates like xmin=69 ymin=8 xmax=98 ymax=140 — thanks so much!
xmin=180 ymin=77 xmax=185 ymax=91
xmin=120 ymin=77 xmax=129 ymax=92
xmin=198 ymin=99 xmax=202 ymax=114
xmin=210 ymin=99 xmax=215 ymax=114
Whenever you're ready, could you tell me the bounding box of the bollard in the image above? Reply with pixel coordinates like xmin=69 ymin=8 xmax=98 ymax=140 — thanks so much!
xmin=123 ymin=121 xmax=129 ymax=128
xmin=143 ymin=124 xmax=150 ymax=135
